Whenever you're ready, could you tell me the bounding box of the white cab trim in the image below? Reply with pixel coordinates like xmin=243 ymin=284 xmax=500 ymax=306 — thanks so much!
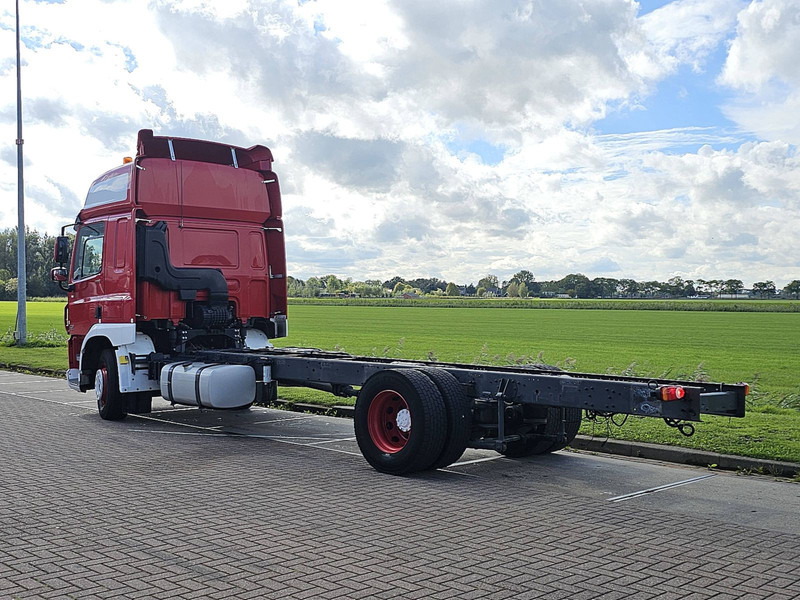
xmin=114 ymin=333 xmax=160 ymax=393
xmin=80 ymin=323 xmax=136 ymax=354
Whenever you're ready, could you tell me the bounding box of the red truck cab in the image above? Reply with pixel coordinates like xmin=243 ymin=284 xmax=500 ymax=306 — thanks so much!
xmin=55 ymin=129 xmax=287 ymax=396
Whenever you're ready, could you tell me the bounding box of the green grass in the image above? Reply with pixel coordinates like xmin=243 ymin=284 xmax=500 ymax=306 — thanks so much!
xmin=2 ymin=301 xmax=799 ymax=462
xmin=289 ymin=296 xmax=800 ymax=312
xmin=275 ymin=305 xmax=800 ymax=462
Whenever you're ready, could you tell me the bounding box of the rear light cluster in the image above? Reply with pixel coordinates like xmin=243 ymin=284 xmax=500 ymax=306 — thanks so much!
xmin=658 ymin=385 xmax=686 ymax=402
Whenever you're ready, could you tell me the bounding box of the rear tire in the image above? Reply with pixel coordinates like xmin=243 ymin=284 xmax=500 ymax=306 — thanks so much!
xmin=417 ymin=368 xmax=472 ymax=468
xmin=354 ymin=369 xmax=447 ymax=475
xmin=96 ymin=349 xmax=127 ymax=421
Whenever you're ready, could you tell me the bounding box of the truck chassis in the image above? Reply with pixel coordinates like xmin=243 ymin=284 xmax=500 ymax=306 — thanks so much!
xmin=138 ymin=346 xmax=746 ymax=474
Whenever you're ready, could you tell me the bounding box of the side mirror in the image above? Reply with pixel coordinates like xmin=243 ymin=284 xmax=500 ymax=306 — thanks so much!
xmin=50 ymin=267 xmax=68 ymax=282
xmin=53 ymin=236 xmax=70 ymax=265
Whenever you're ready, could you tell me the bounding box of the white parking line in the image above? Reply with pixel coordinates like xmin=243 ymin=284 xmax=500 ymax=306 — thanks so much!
xmin=451 ymin=455 xmax=507 ymax=467
xmin=306 ymin=437 xmax=357 ymax=445
xmin=132 ymin=429 xmax=231 ymax=437
xmin=252 ymin=415 xmax=317 ymax=424
xmin=607 ymin=474 xmax=717 ymax=502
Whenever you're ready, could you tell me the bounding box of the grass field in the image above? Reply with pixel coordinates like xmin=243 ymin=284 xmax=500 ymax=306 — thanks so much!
xmin=2 ymin=301 xmax=799 ymax=462
xmin=290 ymin=296 xmax=800 ymax=312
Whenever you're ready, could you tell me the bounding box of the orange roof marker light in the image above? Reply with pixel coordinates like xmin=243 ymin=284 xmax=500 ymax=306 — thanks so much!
xmin=659 ymin=385 xmax=686 ymax=402
xmin=122 ymin=156 xmax=133 ymax=164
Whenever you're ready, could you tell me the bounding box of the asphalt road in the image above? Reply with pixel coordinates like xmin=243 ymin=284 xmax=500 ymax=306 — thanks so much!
xmin=2 ymin=370 xmax=799 ymax=599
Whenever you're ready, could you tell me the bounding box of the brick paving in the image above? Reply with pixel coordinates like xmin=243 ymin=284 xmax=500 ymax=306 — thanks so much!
xmin=2 ymin=384 xmax=800 ymax=599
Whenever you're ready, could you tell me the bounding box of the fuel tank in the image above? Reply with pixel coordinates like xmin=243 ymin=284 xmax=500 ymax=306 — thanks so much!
xmin=160 ymin=362 xmax=256 ymax=409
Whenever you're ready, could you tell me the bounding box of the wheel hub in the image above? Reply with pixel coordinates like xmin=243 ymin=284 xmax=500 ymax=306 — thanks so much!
xmin=95 ymin=367 xmax=107 ymax=407
xmin=366 ymin=390 xmax=411 ymax=454
xmin=396 ymin=408 xmax=411 ymax=432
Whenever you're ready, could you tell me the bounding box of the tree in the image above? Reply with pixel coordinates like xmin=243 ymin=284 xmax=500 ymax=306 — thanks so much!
xmin=476 ymin=286 xmax=486 ymax=297
xmin=665 ymin=276 xmax=685 ymax=297
xmin=409 ymin=277 xmax=447 ymax=294
xmin=617 ymin=279 xmax=639 ymax=298
xmin=518 ymin=282 xmax=529 ymax=298
xmin=556 ymin=274 xmax=591 ymax=297
xmin=477 ymin=275 xmax=499 ymax=291
xmin=784 ymin=280 xmax=800 ymax=299
xmin=592 ymin=277 xmax=618 ymax=298
xmin=445 ymin=282 xmax=460 ymax=296
xmin=641 ymin=281 xmax=661 ymax=297
xmin=510 ymin=270 xmax=535 ymax=287
xmin=382 ymin=276 xmax=405 ymax=289
xmin=322 ymin=274 xmax=343 ymax=293
xmin=751 ymin=281 xmax=776 ymax=298
xmin=722 ymin=279 xmax=744 ymax=295
xmin=304 ymin=277 xmax=322 ymax=297
xmin=706 ymin=279 xmax=723 ymax=296
xmin=505 ymin=281 xmax=519 ymax=297
xmin=695 ymin=279 xmax=708 ymax=295
xmin=287 ymin=276 xmax=305 ymax=297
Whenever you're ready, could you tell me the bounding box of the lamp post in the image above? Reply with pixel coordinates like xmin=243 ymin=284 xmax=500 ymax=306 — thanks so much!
xmin=15 ymin=0 xmax=27 ymax=345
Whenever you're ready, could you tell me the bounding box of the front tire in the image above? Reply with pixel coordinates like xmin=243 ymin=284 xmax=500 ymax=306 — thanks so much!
xmin=354 ymin=369 xmax=447 ymax=475
xmin=96 ymin=349 xmax=127 ymax=421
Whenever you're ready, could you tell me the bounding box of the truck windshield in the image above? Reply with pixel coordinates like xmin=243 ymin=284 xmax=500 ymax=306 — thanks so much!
xmin=73 ymin=222 xmax=105 ymax=281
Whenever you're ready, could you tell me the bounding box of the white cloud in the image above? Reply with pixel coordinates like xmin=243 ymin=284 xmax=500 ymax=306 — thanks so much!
xmin=719 ymin=0 xmax=800 ymax=143
xmin=640 ymin=0 xmax=745 ymax=74
xmin=0 ymin=0 xmax=797 ymax=287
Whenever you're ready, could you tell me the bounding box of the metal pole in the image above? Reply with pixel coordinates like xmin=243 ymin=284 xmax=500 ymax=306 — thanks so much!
xmin=15 ymin=0 xmax=27 ymax=345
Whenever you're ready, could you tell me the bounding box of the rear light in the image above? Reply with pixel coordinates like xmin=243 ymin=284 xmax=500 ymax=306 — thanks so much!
xmin=659 ymin=385 xmax=685 ymax=401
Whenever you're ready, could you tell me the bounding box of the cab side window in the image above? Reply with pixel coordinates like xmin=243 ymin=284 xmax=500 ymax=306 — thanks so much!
xmin=72 ymin=222 xmax=105 ymax=281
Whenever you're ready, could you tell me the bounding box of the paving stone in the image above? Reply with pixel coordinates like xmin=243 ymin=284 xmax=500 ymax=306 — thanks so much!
xmin=1 ymin=373 xmax=799 ymax=599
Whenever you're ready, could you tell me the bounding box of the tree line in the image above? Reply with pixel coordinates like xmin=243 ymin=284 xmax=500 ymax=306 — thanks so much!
xmin=0 ymin=227 xmax=797 ymax=301
xmin=289 ymin=271 xmax=800 ymax=300
xmin=0 ymin=228 xmax=63 ymax=300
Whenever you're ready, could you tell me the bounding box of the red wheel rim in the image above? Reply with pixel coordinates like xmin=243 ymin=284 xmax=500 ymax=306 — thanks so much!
xmin=367 ymin=390 xmax=411 ymax=453
xmin=95 ymin=367 xmax=108 ymax=408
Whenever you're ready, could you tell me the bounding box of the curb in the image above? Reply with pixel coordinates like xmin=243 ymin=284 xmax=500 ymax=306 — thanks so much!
xmin=4 ymin=366 xmax=798 ymax=478
xmin=570 ymin=436 xmax=800 ymax=478
xmin=0 ymin=363 xmax=64 ymax=378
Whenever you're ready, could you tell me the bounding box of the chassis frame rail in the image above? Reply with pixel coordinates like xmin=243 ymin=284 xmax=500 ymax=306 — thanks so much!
xmin=163 ymin=347 xmax=747 ymax=422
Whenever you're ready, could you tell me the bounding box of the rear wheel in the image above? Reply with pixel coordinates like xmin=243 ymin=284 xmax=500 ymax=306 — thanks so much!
xmin=417 ymin=368 xmax=472 ymax=469
xmin=354 ymin=369 xmax=447 ymax=475
xmin=96 ymin=349 xmax=127 ymax=421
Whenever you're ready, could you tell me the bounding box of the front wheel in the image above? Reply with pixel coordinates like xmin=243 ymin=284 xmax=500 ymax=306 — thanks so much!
xmin=96 ymin=349 xmax=127 ymax=421
xmin=354 ymin=369 xmax=447 ymax=475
